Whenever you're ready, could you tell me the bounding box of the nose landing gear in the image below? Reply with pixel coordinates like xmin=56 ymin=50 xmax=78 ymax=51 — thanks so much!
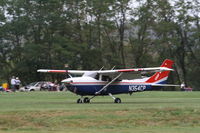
xmin=83 ymin=97 xmax=90 ymax=103
xmin=77 ymin=98 xmax=83 ymax=103
xmin=77 ymin=97 xmax=90 ymax=103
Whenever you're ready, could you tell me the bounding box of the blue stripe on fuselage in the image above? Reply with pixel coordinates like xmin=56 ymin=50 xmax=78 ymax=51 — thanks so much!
xmin=67 ymin=84 xmax=152 ymax=96
xmin=66 ymin=80 xmax=167 ymax=96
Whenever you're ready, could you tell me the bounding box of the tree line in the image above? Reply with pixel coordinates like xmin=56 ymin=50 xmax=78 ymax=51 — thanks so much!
xmin=0 ymin=0 xmax=199 ymax=90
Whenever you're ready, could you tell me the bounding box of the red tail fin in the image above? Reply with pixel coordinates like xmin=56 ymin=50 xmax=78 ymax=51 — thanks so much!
xmin=146 ymin=59 xmax=174 ymax=83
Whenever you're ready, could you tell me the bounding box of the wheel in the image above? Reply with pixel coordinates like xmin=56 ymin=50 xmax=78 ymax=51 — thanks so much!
xmin=114 ymin=98 xmax=121 ymax=103
xmin=77 ymin=98 xmax=83 ymax=103
xmin=83 ymin=97 xmax=90 ymax=103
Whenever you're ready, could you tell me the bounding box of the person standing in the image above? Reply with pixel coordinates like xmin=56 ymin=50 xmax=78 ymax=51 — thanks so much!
xmin=15 ymin=77 xmax=21 ymax=91
xmin=11 ymin=76 xmax=16 ymax=92
xmin=181 ymin=82 xmax=185 ymax=91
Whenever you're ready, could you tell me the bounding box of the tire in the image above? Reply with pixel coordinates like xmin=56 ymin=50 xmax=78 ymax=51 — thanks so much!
xmin=114 ymin=98 xmax=121 ymax=103
xmin=83 ymin=97 xmax=90 ymax=103
xmin=77 ymin=98 xmax=83 ymax=103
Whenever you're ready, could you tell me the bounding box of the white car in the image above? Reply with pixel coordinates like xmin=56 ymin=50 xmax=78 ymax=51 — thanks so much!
xmin=20 ymin=81 xmax=55 ymax=91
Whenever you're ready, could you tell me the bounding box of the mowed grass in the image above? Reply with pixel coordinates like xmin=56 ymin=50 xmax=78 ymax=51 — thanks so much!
xmin=0 ymin=91 xmax=200 ymax=133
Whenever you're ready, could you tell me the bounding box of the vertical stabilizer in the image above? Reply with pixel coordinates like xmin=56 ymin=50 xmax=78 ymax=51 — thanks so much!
xmin=146 ymin=59 xmax=174 ymax=84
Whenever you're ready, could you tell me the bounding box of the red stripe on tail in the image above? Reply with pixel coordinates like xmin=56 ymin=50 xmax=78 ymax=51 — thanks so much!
xmin=146 ymin=59 xmax=174 ymax=83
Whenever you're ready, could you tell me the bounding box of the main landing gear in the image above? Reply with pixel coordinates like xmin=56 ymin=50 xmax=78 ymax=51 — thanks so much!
xmin=114 ymin=98 xmax=121 ymax=103
xmin=109 ymin=93 xmax=121 ymax=103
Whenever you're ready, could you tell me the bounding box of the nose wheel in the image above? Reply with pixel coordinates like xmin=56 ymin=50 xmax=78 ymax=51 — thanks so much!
xmin=77 ymin=97 xmax=90 ymax=103
xmin=77 ymin=98 xmax=83 ymax=103
xmin=83 ymin=97 xmax=90 ymax=103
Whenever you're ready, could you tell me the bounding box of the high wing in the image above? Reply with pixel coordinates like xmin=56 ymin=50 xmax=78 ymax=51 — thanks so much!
xmin=37 ymin=59 xmax=174 ymax=78
xmin=37 ymin=67 xmax=172 ymax=75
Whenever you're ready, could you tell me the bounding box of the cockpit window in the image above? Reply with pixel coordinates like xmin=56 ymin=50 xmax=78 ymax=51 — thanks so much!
xmin=95 ymin=74 xmax=99 ymax=80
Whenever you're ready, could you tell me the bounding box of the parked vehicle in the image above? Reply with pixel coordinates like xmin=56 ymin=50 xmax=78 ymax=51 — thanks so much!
xmin=20 ymin=81 xmax=55 ymax=91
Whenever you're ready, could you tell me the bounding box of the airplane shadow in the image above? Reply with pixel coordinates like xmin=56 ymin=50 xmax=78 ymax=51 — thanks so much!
xmin=47 ymin=101 xmax=185 ymax=105
xmin=86 ymin=101 xmax=184 ymax=104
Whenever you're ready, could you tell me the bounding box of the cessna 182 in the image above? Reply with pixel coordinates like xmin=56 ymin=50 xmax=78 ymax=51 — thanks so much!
xmin=37 ymin=59 xmax=179 ymax=103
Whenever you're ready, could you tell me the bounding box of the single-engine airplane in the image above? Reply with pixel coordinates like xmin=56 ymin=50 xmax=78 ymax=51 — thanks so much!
xmin=37 ymin=59 xmax=179 ymax=103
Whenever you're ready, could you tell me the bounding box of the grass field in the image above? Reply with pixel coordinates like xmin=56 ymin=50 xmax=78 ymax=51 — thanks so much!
xmin=0 ymin=91 xmax=200 ymax=133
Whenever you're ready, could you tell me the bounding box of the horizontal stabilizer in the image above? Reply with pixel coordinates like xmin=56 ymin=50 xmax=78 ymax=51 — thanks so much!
xmin=152 ymin=84 xmax=180 ymax=87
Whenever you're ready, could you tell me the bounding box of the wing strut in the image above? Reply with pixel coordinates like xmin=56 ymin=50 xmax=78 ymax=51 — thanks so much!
xmin=95 ymin=72 xmax=123 ymax=95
